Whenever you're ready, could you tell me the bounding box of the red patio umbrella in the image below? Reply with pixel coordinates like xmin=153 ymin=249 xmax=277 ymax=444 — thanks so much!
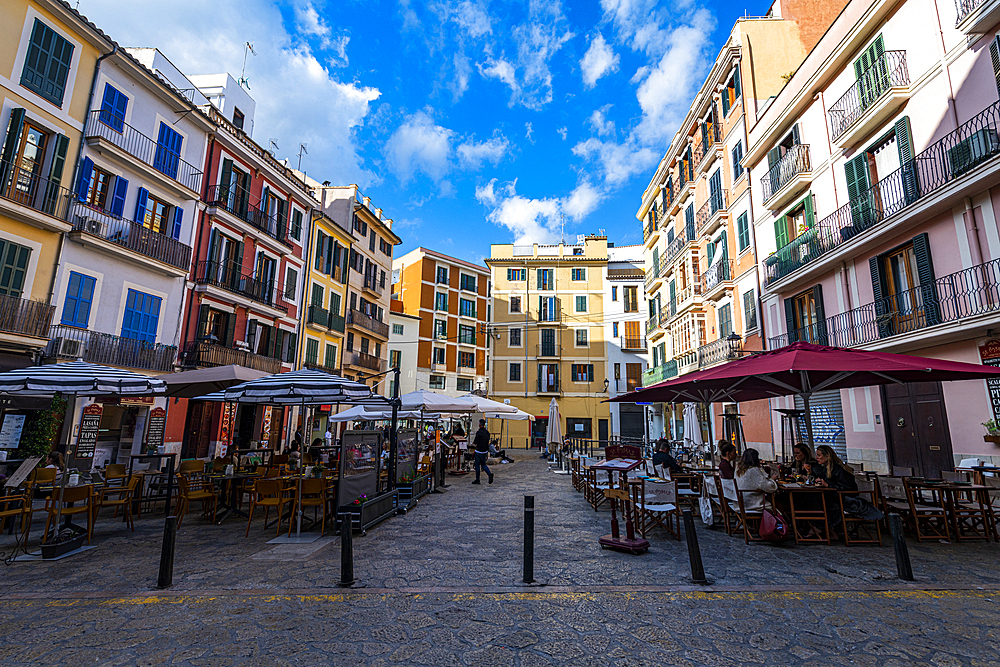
xmin=612 ymin=342 xmax=1000 ymax=448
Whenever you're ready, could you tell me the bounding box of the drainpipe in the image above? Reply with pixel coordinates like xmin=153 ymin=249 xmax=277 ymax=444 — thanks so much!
xmin=180 ymin=134 xmax=216 ymax=359
xmin=930 ymin=0 xmax=961 ymax=130
xmin=815 ymin=91 xmax=840 ymax=210
xmin=965 ymin=196 xmax=985 ymax=267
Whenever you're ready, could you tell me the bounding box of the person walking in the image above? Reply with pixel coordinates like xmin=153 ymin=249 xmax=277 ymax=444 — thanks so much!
xmin=472 ymin=419 xmax=494 ymax=485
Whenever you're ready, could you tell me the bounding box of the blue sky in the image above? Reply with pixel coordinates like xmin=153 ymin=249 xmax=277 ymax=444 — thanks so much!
xmin=78 ymin=0 xmax=753 ymax=264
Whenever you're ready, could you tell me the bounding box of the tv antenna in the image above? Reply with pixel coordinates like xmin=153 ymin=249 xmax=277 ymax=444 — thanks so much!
xmin=268 ymin=138 xmax=279 ymax=156
xmin=297 ymin=143 xmax=308 ymax=170
xmin=238 ymin=42 xmax=256 ymax=91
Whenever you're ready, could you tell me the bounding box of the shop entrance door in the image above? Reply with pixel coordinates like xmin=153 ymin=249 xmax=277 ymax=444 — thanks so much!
xmin=882 ymin=381 xmax=954 ymax=478
xmin=182 ymin=401 xmax=213 ymax=458
xmin=235 ymin=404 xmax=257 ymax=450
xmin=532 ymin=416 xmax=548 ymax=450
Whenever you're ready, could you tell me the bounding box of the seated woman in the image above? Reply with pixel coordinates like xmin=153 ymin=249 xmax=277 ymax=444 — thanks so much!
xmin=718 ymin=443 xmax=737 ymax=480
xmin=45 ymin=451 xmax=65 ymax=470
xmin=733 ymin=448 xmax=778 ymax=511
xmin=309 ymin=438 xmax=324 ymax=463
xmin=791 ymin=442 xmax=816 ymax=476
xmin=813 ymin=445 xmax=883 ymax=525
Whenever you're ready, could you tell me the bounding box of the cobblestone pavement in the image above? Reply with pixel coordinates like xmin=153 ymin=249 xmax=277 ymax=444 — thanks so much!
xmin=3 ymin=450 xmax=1000 ymax=665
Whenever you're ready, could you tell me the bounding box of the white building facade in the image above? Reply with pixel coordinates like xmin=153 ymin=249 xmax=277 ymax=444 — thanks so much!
xmin=603 ymin=245 xmax=649 ymax=440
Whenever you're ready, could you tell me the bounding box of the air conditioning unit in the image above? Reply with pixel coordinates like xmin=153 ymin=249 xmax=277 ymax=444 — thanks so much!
xmin=55 ymin=337 xmax=84 ymax=358
xmin=947 ymin=128 xmax=1000 ymax=177
xmin=84 ymin=218 xmax=102 ymax=234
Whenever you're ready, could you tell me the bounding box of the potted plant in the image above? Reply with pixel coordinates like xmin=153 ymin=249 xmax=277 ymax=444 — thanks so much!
xmin=983 ymin=419 xmax=1000 ymax=443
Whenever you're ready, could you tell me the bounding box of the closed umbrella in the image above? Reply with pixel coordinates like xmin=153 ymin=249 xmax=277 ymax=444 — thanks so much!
xmin=682 ymin=402 xmax=703 ymax=451
xmin=545 ymin=398 xmax=562 ymax=460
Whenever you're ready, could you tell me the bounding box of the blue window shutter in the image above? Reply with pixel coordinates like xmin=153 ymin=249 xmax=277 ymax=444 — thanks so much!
xmin=76 ymin=156 xmax=93 ymax=201
xmin=134 ymin=187 xmax=148 ymax=224
xmin=60 ymin=271 xmax=95 ymax=328
xmin=110 ymin=175 xmax=127 ymax=216
xmin=172 ymin=206 xmax=183 ymax=239
xmin=121 ymin=289 xmax=159 ymax=343
xmin=153 ymin=123 xmax=182 ymax=178
xmin=99 ymin=83 xmax=127 ymax=132
xmin=60 ymin=272 xmax=80 ymax=325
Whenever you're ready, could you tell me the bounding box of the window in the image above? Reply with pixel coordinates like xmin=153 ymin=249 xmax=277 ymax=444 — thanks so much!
xmin=774 ymin=195 xmax=815 ymax=250
xmin=346 ymin=332 xmax=354 ymax=352
xmin=435 ymin=292 xmax=448 ymax=311
xmin=614 ymin=363 xmax=621 ymax=380
xmin=392 ymin=323 xmax=404 ymax=335
xmin=329 ymin=292 xmax=341 ymax=316
xmin=153 ymin=122 xmax=183 ymax=179
xmin=571 ymin=364 xmax=595 ymax=383
xmin=20 ymin=19 xmax=75 ymax=106
xmin=572 ymin=247 xmax=584 ymax=256
xmin=436 ymin=266 xmax=448 ymax=284
xmin=311 ymin=284 xmax=324 ymax=307
xmin=612 ymin=322 xmax=619 ymax=337
xmin=459 ymin=351 xmax=475 ymax=368
xmin=737 ymin=212 xmax=750 ymax=253
xmin=623 ymin=321 xmax=640 ymax=347
xmin=536 ymin=268 xmax=554 ymax=290
xmin=575 ymin=295 xmax=587 ymax=313
xmin=509 ymin=362 xmax=521 ymax=382
xmin=732 ymin=141 xmax=744 ymax=180
xmin=509 ymin=295 xmax=522 ymax=313
xmin=324 ymin=343 xmax=338 ymax=369
xmin=83 ymin=164 xmax=113 ymax=211
xmin=232 ymin=107 xmax=245 ymax=130
xmin=721 ymin=66 xmax=742 ymax=116
xmin=785 ymin=286 xmax=825 ymax=343
xmin=507 ymin=268 xmax=525 ymax=281
xmin=432 ymin=347 xmax=445 ymax=364
xmin=539 ymin=363 xmax=559 ymax=392
xmin=870 ymin=234 xmax=937 ymax=335
xmin=120 ymin=289 xmax=161 ymax=343
xmin=134 ymin=189 xmax=170 ymax=234
xmin=571 ymin=268 xmax=586 ymax=281
xmin=433 ymin=319 xmax=447 ymax=340
xmin=390 ymin=349 xmax=402 ymax=368
xmin=290 ymin=209 xmax=302 ymax=241
xmin=575 ymin=329 xmax=588 ymax=346
xmin=623 ymin=286 xmax=638 ymax=313
xmin=99 ymin=83 xmax=128 ymax=132
xmin=60 ymin=271 xmax=95 ymax=327
xmin=459 ymin=324 xmax=476 ymax=345
xmin=305 ymin=338 xmax=319 ymax=365
xmin=611 ymin=286 xmax=617 ymax=301
xmin=509 ymin=327 xmax=522 ymax=346
xmin=743 ymin=289 xmax=757 ymax=331
xmin=429 ymin=375 xmax=445 ymax=389
xmin=459 ymin=298 xmax=475 ymax=318
xmin=539 ymin=296 xmax=558 ymax=322
xmin=284 ymin=267 xmax=297 ymax=301
xmin=379 ymin=238 xmax=392 ymax=255
xmin=360 ymin=336 xmax=370 ymax=354
xmin=460 ymin=273 xmax=476 ymax=291
xmin=353 ymin=215 xmax=367 ymax=236
xmin=566 ymin=418 xmax=591 ymax=437
xmin=626 ymin=363 xmax=642 ymax=392
xmin=718 ymin=304 xmax=733 ymax=338
xmin=457 ymin=378 xmax=473 ymax=392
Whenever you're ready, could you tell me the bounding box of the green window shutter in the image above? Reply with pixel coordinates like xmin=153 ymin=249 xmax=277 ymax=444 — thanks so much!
xmin=895 ymin=116 xmax=919 ymax=203
xmin=43 ymin=133 xmax=68 ymax=215
xmin=737 ymin=212 xmax=749 ymax=251
xmin=733 ymin=66 xmax=742 ymax=99
xmin=219 ymin=158 xmax=233 ymax=203
xmin=196 ymin=304 xmax=210 ymax=339
xmin=706 ymin=241 xmax=715 ymax=265
xmin=812 ymin=284 xmax=827 ymax=345
xmin=869 ymin=256 xmax=891 ymax=338
xmin=990 ymin=37 xmax=1000 ymax=99
xmin=224 ymin=312 xmax=236 ymax=347
xmin=844 ymin=153 xmax=871 ymax=232
xmin=912 ymin=232 xmax=940 ymax=325
xmin=774 ymin=217 xmax=789 ymax=250
xmin=803 ymin=193 xmax=815 ymax=228
xmin=314 ymin=231 xmax=325 ymax=271
xmin=0 ymin=108 xmax=26 ymax=188
xmin=783 ymin=298 xmax=797 ymax=343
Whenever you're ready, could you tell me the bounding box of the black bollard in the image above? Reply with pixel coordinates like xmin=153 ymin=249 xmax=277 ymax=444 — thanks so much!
xmin=888 ymin=513 xmax=914 ymax=581
xmin=523 ymin=495 xmax=534 ymax=584
xmin=682 ymin=510 xmax=708 ymax=585
xmin=156 ymin=515 xmax=177 ymax=589
xmin=338 ymin=513 xmax=355 ymax=587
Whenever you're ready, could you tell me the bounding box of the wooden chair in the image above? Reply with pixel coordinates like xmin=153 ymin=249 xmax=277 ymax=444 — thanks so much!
xmin=0 ymin=486 xmax=32 ymax=543
xmin=43 ymin=484 xmax=95 ymax=544
xmin=271 ymin=453 xmax=290 ymax=467
xmin=788 ymin=489 xmax=832 ymax=545
xmin=703 ymin=473 xmax=735 ymax=533
xmin=672 ymin=473 xmax=700 ymax=514
xmin=949 ymin=481 xmax=993 ymax=542
xmin=877 ymin=476 xmax=912 ymax=525
xmin=105 ymin=464 xmax=128 ymax=488
xmin=176 ymin=474 xmax=218 ymax=527
xmin=630 ymin=479 xmax=680 ymax=540
xmin=570 ymin=456 xmax=584 ymax=492
xmin=982 ymin=477 xmax=1000 ymax=541
xmin=178 ymin=459 xmax=205 ymax=474
xmin=839 ymin=475 xmax=882 ymax=546
xmin=245 ymin=479 xmax=292 ymax=537
xmin=289 ymin=478 xmax=328 ymax=535
xmin=26 ymin=467 xmax=57 ymax=497
xmin=94 ymin=474 xmax=142 ymax=531
xmin=892 ymin=466 xmax=914 ymax=477
xmin=729 ymin=476 xmax=767 ymax=544
xmin=583 ymin=459 xmax=611 ymax=511
xmin=903 ymin=479 xmax=949 ymax=542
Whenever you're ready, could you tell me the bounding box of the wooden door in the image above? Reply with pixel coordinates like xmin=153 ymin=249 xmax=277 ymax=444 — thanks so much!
xmin=882 ymin=382 xmax=954 ymax=478
xmin=182 ymin=401 xmax=213 ymax=459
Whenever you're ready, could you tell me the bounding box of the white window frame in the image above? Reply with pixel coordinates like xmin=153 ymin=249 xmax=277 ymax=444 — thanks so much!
xmin=574 ymin=327 xmax=589 ymax=347
xmin=508 ymin=327 xmax=522 ymax=347
xmin=508 ymin=361 xmax=522 ymax=382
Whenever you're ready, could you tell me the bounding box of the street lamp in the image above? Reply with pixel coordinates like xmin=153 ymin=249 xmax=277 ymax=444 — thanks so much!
xmin=603 ymin=378 xmax=609 ymax=393
xmin=726 ymin=332 xmax=743 ymax=359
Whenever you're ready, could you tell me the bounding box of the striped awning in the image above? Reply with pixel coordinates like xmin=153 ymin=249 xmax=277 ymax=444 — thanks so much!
xmin=0 ymin=360 xmax=166 ymax=396
xmin=223 ymin=368 xmax=384 ymax=405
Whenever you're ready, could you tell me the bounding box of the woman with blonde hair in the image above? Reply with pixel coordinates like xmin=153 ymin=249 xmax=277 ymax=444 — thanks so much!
xmin=733 ymin=448 xmax=778 ymax=511
xmin=813 ymin=444 xmax=883 ymax=528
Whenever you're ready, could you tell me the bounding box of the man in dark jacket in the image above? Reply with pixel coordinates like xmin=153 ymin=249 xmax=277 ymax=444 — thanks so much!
xmin=472 ymin=419 xmax=494 ymax=484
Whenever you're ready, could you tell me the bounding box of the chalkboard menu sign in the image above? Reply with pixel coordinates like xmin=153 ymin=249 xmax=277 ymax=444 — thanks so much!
xmin=980 ymin=339 xmax=1000 ymax=424
xmin=74 ymin=403 xmax=103 ymax=460
xmin=146 ymin=407 xmax=166 ymax=450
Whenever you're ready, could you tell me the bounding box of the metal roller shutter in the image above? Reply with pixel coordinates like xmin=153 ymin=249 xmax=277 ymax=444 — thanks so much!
xmin=794 ymin=389 xmax=847 ymax=458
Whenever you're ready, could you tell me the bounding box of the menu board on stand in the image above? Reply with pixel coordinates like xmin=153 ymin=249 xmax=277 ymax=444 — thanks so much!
xmin=0 ymin=414 xmax=26 ymax=449
xmin=979 ymin=338 xmax=1000 ymax=424
xmin=146 ymin=407 xmax=166 ymax=452
xmin=73 ymin=403 xmax=103 ymax=462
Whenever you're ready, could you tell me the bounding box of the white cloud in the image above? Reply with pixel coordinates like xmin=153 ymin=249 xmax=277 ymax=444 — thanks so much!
xmin=327 ymin=35 xmax=350 ymax=68
xmin=457 ymin=132 xmax=510 ymax=169
xmin=452 ymin=0 xmax=493 ymax=37
xmin=525 ymin=122 xmax=534 ymax=143
xmin=475 ymin=178 xmax=498 ymax=205
xmin=588 ymin=106 xmax=615 ymax=137
xmin=581 ymin=34 xmax=619 ymax=88
xmin=475 ymin=179 xmax=602 ymax=244
xmin=563 ymin=182 xmax=601 ymax=220
xmin=572 ymin=138 xmax=657 ymax=186
xmin=384 ymin=111 xmax=455 ymax=183
xmin=77 ymin=0 xmax=378 ymax=186
xmin=295 ymin=2 xmax=330 ymax=40
xmin=451 ymin=52 xmax=472 ymax=101
xmin=480 ymin=57 xmax=518 ymax=93
xmin=557 ymin=126 xmax=568 ymax=140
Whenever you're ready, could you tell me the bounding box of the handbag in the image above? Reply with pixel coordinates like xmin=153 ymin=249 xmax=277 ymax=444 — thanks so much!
xmin=759 ymin=507 xmax=790 ymax=541
xmin=699 ymin=495 xmax=714 ymax=526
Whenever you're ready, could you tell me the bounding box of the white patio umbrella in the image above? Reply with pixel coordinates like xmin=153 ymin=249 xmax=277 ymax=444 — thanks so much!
xmin=327 ymin=405 xmax=438 ymax=422
xmin=545 ymin=398 xmax=562 ymax=459
xmin=398 ymin=389 xmax=478 ymax=413
xmin=682 ymin=402 xmax=704 ymax=451
xmin=458 ymin=393 xmax=518 ymax=413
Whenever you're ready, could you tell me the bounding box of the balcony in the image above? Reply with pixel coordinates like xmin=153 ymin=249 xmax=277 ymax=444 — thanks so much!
xmin=660 ymin=298 xmax=677 ymax=326
xmin=537 ymin=374 xmax=560 ymax=394
xmin=536 ymin=302 xmax=562 ymax=323
xmin=697 ymin=336 xmax=743 ymax=370
xmin=46 ymin=325 xmax=176 ymax=372
xmin=0 ymin=158 xmax=72 ymax=233
xmin=68 ymin=201 xmax=192 ymax=273
xmin=349 ymin=351 xmax=383 ymax=371
xmin=184 ymin=341 xmax=283 ymax=374
xmin=675 ymin=278 xmax=703 ymax=317
xmin=696 ymin=189 xmax=728 ymax=236
xmin=665 ymin=221 xmax=696 ymax=264
xmin=536 ymin=344 xmax=562 ymax=358
xmin=328 ymin=312 xmax=346 ymax=333
xmin=303 ymin=361 xmax=341 ymax=375
xmin=956 ymin=0 xmax=1000 ymax=33
xmin=762 ymin=144 xmax=812 ymax=210
xmin=0 ymin=294 xmax=54 ymax=342
xmin=194 ymin=260 xmax=287 ymax=313
xmin=621 ymin=336 xmax=646 ymax=352
xmin=641 ymin=359 xmax=678 ymax=387
xmin=458 ymin=333 xmax=478 ymax=346
xmin=362 ymin=272 xmax=384 ymax=297
xmin=769 ymin=257 xmax=1000 ymax=351
xmin=765 ymin=100 xmax=1000 ymax=287
xmin=694 ymin=122 xmax=723 ymax=171
xmin=347 ymin=308 xmax=390 ymax=339
xmin=702 ymin=259 xmax=734 ymax=298
xmin=204 ymin=184 xmax=289 ymax=249
xmin=828 ymin=51 xmax=910 ymax=147
xmin=608 ymin=268 xmax=644 ymax=280
xmin=307 ymin=304 xmax=330 ymax=330
xmin=645 ymin=313 xmax=659 ymax=335
xmin=85 ymin=110 xmax=202 ymax=196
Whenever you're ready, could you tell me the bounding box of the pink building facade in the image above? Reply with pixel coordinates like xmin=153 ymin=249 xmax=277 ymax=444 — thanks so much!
xmin=747 ymin=0 xmax=1000 ymax=474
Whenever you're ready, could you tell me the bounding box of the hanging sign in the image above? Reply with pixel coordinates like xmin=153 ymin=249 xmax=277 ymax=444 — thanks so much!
xmin=979 ymin=338 xmax=1000 ymax=424
xmin=74 ymin=403 xmax=103 ymax=460
xmin=0 ymin=414 xmax=26 ymax=449
xmin=146 ymin=407 xmax=166 ymax=451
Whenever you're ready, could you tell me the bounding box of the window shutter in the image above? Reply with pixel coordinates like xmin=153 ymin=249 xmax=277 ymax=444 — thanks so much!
xmin=0 ymin=108 xmax=25 ymax=187
xmin=134 ymin=187 xmax=149 ymax=224
xmin=277 ymin=198 xmax=288 ymax=237
xmin=706 ymin=241 xmax=715 ymax=265
xmin=869 ymin=255 xmax=891 ymax=339
xmin=792 ymin=123 xmax=801 ymax=146
xmin=844 ymin=154 xmax=871 ymax=233
xmin=774 ymin=217 xmax=789 ymax=249
xmin=43 ymin=134 xmax=69 ymax=214
xmin=733 ymin=66 xmax=742 ymax=99
xmin=246 ymin=319 xmax=258 ymax=351
xmin=895 ymin=116 xmax=919 ymax=203
xmin=537 ymin=363 xmax=542 ymax=391
xmin=784 ymin=297 xmax=797 ymax=343
xmin=990 ymin=36 xmax=1000 ymax=99
xmin=110 ymin=175 xmax=128 ymax=216
xmin=766 ymin=147 xmax=781 ymax=171
xmin=172 ymin=206 xmax=184 ymax=239
xmin=314 ymin=231 xmax=326 ymax=271
xmin=76 ymin=156 xmax=94 ymax=202
xmin=196 ymin=304 xmax=210 ymax=339
xmin=286 ymin=332 xmax=297 ymax=363
xmin=812 ymin=284 xmax=827 ymax=345
xmin=701 ymin=121 xmax=708 ymax=148
xmin=722 ymin=89 xmax=730 ymax=116
xmin=588 ymin=364 xmax=594 ymax=382
xmin=219 ymin=158 xmax=233 ymax=204
xmin=685 ymin=205 xmax=695 ymax=239
xmin=804 ymin=193 xmax=815 ymax=228
xmin=912 ymin=232 xmax=940 ymax=326
xmin=225 ymin=312 xmax=237 ymax=347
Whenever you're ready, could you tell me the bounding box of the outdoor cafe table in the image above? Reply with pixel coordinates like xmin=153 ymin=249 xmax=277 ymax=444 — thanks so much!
xmin=208 ymin=472 xmax=259 ymax=524
xmin=774 ymin=482 xmax=839 ymax=545
xmin=907 ymin=480 xmax=992 ymax=542
xmin=591 ymin=458 xmax=649 ymax=554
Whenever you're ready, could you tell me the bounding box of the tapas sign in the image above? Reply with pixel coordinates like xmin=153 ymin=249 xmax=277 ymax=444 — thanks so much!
xmin=74 ymin=403 xmax=103 ymax=460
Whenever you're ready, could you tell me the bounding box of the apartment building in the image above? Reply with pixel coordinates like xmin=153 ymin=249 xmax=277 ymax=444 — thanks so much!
xmin=300 ymin=209 xmax=351 ymax=375
xmin=487 ymin=236 xmax=610 ymax=445
xmin=748 ymin=0 xmax=1000 ymax=473
xmin=635 ymin=0 xmax=847 ymax=445
xmin=387 ymin=299 xmax=421 ymax=398
xmin=604 ymin=245 xmax=649 ymax=440
xmin=312 ymin=185 xmax=399 ymax=392
xmin=0 ymin=0 xmax=108 ymax=372
xmin=392 ymin=247 xmax=490 ymax=396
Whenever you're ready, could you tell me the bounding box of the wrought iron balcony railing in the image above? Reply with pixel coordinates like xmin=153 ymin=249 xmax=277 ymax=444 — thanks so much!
xmin=762 ymin=144 xmax=812 ymax=202
xmin=87 ymin=110 xmax=203 ymax=192
xmin=697 ymin=336 xmax=743 ymax=369
xmin=696 ymin=189 xmax=728 ymax=235
xmin=184 ymin=340 xmax=282 ymax=373
xmin=0 ymin=158 xmax=72 ymax=221
xmin=641 ymin=359 xmax=678 ymax=387
xmin=766 ymin=99 xmax=1000 ymax=286
xmin=347 ymin=308 xmax=390 ymax=338
xmin=621 ymin=336 xmax=646 ymax=351
xmin=193 ymin=260 xmax=287 ymax=312
xmin=0 ymin=293 xmax=54 ymax=339
xmin=46 ymin=325 xmax=176 ymax=372
xmin=666 ymin=222 xmax=696 ymax=264
xmin=204 ymin=184 xmax=289 ymax=246
xmin=703 ymin=259 xmax=734 ymax=292
xmin=68 ymin=201 xmax=192 ymax=270
xmin=536 ymin=344 xmax=562 ymax=357
xmin=693 ymin=122 xmax=722 ymax=169
xmin=646 ymin=313 xmax=659 ymax=335
xmin=828 ymin=51 xmax=909 ymax=141
xmin=303 ymin=361 xmax=341 ymax=375
xmin=956 ymin=0 xmax=987 ymax=22
xmin=350 ymin=351 xmax=383 ymax=371
xmin=307 ymin=304 xmax=330 ymax=328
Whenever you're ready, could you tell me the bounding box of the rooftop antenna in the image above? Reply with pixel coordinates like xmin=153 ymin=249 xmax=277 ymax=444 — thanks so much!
xmin=268 ymin=138 xmax=279 ymax=156
xmin=238 ymin=42 xmax=256 ymax=91
xmin=297 ymin=143 xmax=308 ymax=171
xmin=560 ymin=213 xmax=565 ymax=244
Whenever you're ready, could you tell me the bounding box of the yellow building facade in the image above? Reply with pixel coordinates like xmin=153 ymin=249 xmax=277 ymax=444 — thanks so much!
xmin=487 ymin=236 xmax=611 ymax=447
xmin=0 ymin=0 xmax=109 ymax=369
xmin=300 ymin=211 xmax=351 ymax=374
